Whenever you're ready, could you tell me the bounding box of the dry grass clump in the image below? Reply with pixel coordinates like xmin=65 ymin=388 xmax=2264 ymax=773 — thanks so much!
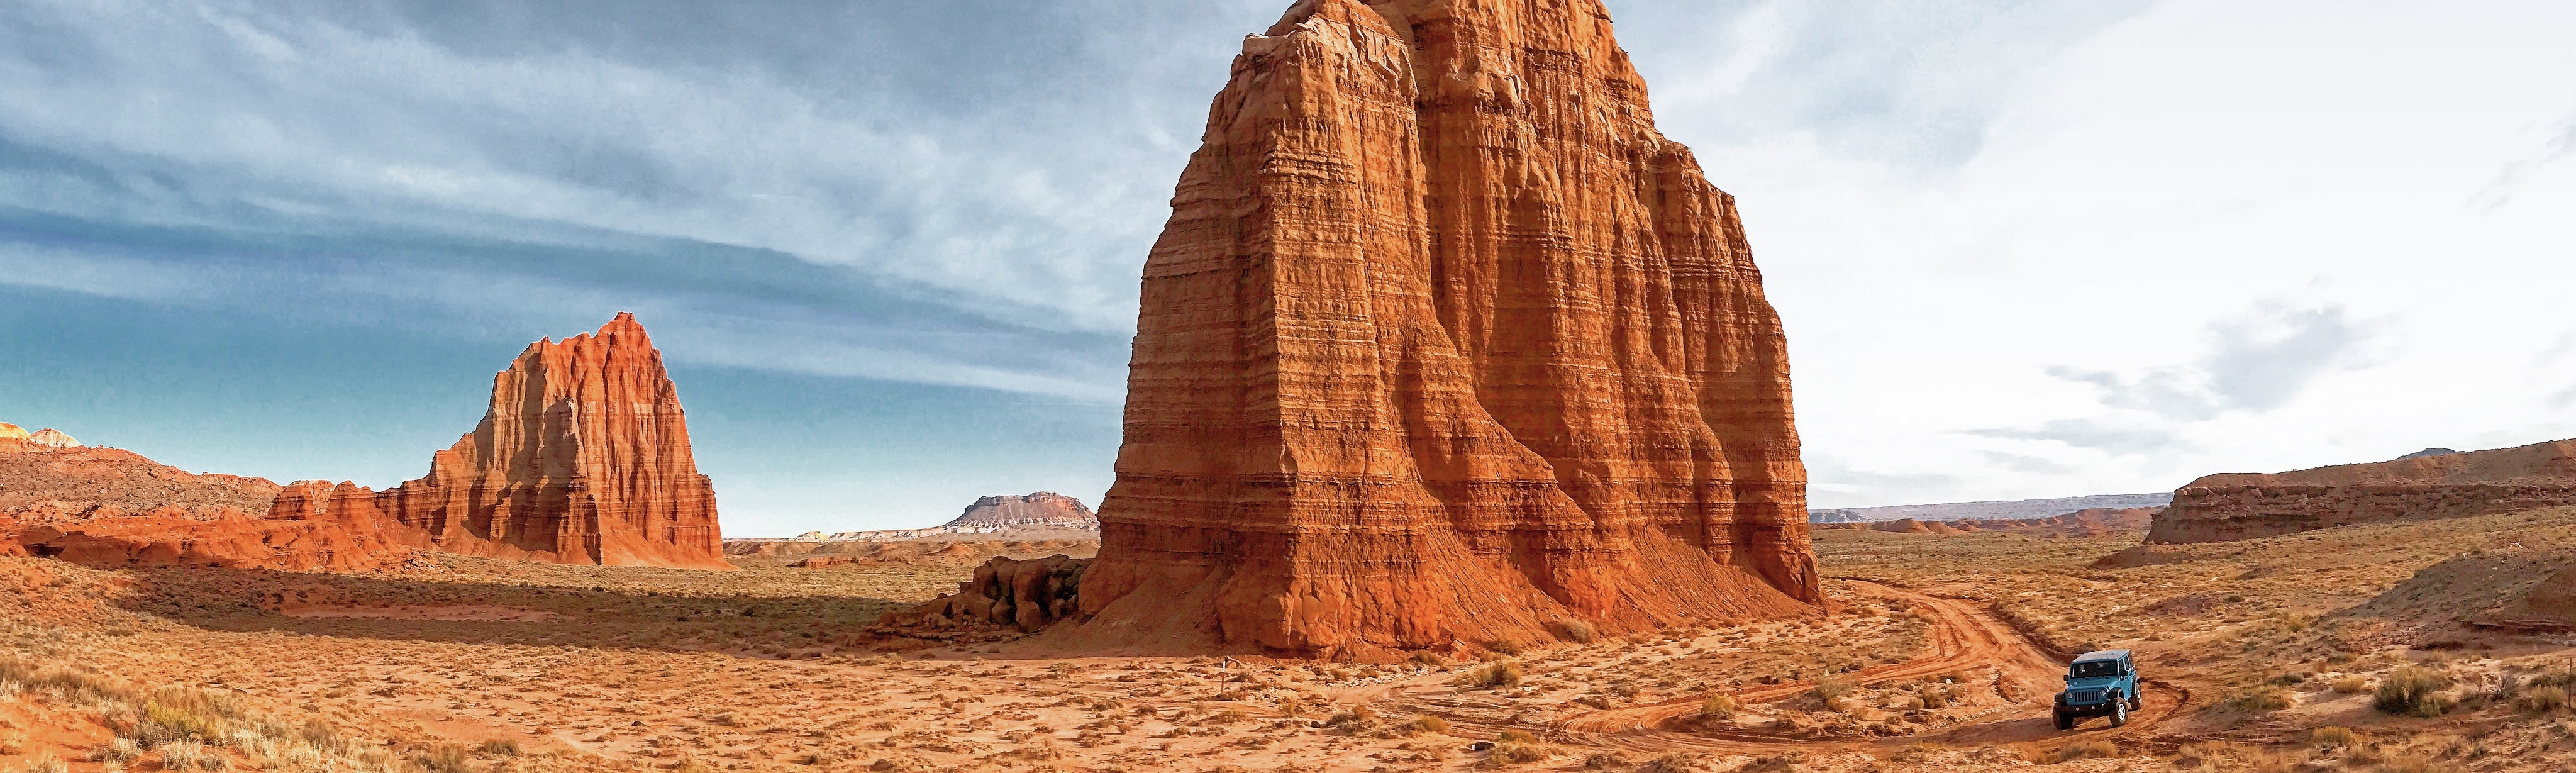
xmin=2050 ymin=740 xmax=2119 ymax=762
xmin=1404 ymin=714 xmax=1449 ymax=735
xmin=2308 ymin=726 xmax=2362 ymax=748
xmin=1636 ymin=752 xmax=1701 ymax=773
xmin=2373 ymin=667 xmax=2455 ymax=717
xmin=2330 ymin=675 xmax=2372 ymax=694
xmin=1553 ymin=619 xmax=1596 ymax=644
xmin=1698 ymin=694 xmax=1736 ymax=720
xmin=2223 ymin=686 xmax=2293 ymax=713
xmin=1455 ymin=661 xmax=1523 ymax=690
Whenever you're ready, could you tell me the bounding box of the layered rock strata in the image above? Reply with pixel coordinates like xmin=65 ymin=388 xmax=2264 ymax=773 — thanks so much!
xmin=1074 ymin=0 xmax=1819 ymax=656
xmin=267 ymin=313 xmax=729 ymax=569
xmin=2149 ymin=439 xmax=2576 ymax=543
xmin=0 ymin=439 xmax=407 ymax=571
xmin=947 ymin=492 xmax=1099 ymax=530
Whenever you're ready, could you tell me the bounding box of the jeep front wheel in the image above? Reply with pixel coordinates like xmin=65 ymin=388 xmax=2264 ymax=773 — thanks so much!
xmin=2109 ymin=698 xmax=2129 ymax=727
xmin=2054 ymin=709 xmax=2073 ymax=730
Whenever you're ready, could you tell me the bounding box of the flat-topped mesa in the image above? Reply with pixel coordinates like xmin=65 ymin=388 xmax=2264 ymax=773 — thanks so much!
xmin=269 ymin=313 xmax=730 ymax=570
xmin=2148 ymin=439 xmax=2576 ymax=543
xmin=1072 ymin=0 xmax=1819 ymax=657
xmin=944 ymin=493 xmax=1099 ymax=530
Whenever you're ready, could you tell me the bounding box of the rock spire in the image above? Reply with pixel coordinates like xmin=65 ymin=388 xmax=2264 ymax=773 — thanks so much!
xmin=1072 ymin=0 xmax=1819 ymax=656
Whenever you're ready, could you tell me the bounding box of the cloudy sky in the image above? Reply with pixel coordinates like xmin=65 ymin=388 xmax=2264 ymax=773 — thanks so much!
xmin=4 ymin=0 xmax=2572 ymax=535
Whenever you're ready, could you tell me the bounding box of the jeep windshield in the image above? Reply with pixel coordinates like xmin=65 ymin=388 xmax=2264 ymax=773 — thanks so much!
xmin=2069 ymin=660 xmax=2119 ymax=679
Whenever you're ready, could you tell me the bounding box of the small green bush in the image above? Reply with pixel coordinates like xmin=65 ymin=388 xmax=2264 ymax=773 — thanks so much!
xmin=1699 ymin=694 xmax=1736 ymax=719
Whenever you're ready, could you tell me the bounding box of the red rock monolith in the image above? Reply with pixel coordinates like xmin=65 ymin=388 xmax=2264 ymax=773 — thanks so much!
xmin=1071 ymin=0 xmax=1819 ymax=657
xmin=268 ymin=313 xmax=730 ymax=569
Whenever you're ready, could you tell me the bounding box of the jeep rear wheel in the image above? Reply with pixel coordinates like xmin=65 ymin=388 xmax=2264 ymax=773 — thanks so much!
xmin=2054 ymin=709 xmax=2073 ymax=730
xmin=2109 ymin=698 xmax=2129 ymax=727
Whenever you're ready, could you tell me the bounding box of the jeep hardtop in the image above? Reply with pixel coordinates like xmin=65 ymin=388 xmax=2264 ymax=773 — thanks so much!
xmin=2054 ymin=649 xmax=2140 ymax=730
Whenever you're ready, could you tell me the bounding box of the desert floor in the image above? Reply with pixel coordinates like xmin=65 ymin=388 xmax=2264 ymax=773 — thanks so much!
xmin=14 ymin=509 xmax=2576 ymax=772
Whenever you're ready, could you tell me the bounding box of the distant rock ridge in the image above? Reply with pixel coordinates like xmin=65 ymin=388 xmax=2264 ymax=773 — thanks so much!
xmin=2149 ymin=439 xmax=2576 ymax=543
xmin=1808 ymin=493 xmax=2173 ymax=524
xmin=2394 ymin=448 xmax=2461 ymax=461
xmin=0 ymin=432 xmax=412 ymax=571
xmin=267 ymin=313 xmax=730 ymax=570
xmin=753 ymin=493 xmax=1101 ymax=543
xmin=944 ymin=492 xmax=1097 ymax=530
xmin=0 ymin=423 xmax=82 ymax=451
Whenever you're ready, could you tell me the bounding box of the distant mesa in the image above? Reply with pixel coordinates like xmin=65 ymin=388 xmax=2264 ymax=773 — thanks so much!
xmin=728 ymin=493 xmax=1100 ymax=552
xmin=269 ymin=313 xmax=730 ymax=570
xmin=1816 ymin=508 xmax=2157 ymax=538
xmin=947 ymin=492 xmax=1097 ymax=530
xmin=2394 ymin=447 xmax=2461 ymax=461
xmin=2149 ymin=438 xmax=2576 ymax=543
xmin=1808 ymin=493 xmax=2173 ymax=524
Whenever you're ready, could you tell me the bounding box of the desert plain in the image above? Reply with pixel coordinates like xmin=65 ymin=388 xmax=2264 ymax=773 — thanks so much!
xmin=10 ymin=506 xmax=2576 ymax=772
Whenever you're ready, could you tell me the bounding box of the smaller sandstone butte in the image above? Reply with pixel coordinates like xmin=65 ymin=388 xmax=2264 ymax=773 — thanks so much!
xmin=0 ymin=423 xmax=81 ymax=451
xmin=945 ymin=493 xmax=1097 ymax=530
xmin=0 ymin=435 xmax=409 ymax=571
xmin=2150 ymin=439 xmax=2576 ymax=543
xmin=269 ymin=313 xmax=729 ymax=570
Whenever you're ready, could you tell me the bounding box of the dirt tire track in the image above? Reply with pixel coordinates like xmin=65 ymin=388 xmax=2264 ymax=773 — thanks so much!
xmin=1363 ymin=580 xmax=2191 ymax=757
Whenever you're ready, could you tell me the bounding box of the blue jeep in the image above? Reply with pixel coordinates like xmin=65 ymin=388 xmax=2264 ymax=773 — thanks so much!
xmin=2053 ymin=650 xmax=2141 ymax=730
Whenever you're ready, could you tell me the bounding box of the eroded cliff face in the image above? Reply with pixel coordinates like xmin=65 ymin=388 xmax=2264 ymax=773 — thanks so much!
xmin=2149 ymin=439 xmax=2576 ymax=543
xmin=269 ymin=313 xmax=729 ymax=570
xmin=1074 ymin=0 xmax=1818 ymax=656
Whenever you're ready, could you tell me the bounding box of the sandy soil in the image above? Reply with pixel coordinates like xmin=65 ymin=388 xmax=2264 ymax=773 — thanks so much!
xmin=14 ymin=511 xmax=2576 ymax=771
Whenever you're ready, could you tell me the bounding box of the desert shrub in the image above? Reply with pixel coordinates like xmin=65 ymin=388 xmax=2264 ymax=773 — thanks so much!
xmin=1409 ymin=650 xmax=1447 ymax=667
xmin=1494 ymin=730 xmax=1535 ymax=743
xmin=160 ymin=741 xmax=220 ymax=772
xmin=1477 ymin=740 xmax=1545 ymax=769
xmin=2265 ymin=672 xmax=2307 ymax=686
xmin=1553 ymin=619 xmax=1596 ymax=645
xmin=1455 ymin=661 xmax=1523 ymax=690
xmin=2374 ymin=668 xmax=2455 ymax=717
xmin=1579 ymin=752 xmax=1630 ymax=770
xmin=1809 ymin=676 xmax=1853 ymax=704
xmin=2224 ymin=687 xmax=2293 ymax=713
xmin=1324 ymin=706 xmax=1377 ymax=733
xmin=2331 ymin=675 xmax=2371 ymax=694
xmin=1484 ymin=638 xmax=1523 ymax=655
xmin=2308 ymin=726 xmax=2362 ymax=748
xmin=410 ymin=745 xmax=472 ymax=773
xmin=1699 ymin=694 xmax=1736 ymax=720
xmin=19 ymin=753 xmax=67 ymax=773
xmin=2053 ymin=740 xmax=2118 ymax=762
xmin=2377 ymin=754 xmax=2463 ymax=773
xmin=475 ymin=738 xmax=521 ymax=757
xmin=1637 ymin=752 xmax=1700 ymax=773
xmin=1406 ymin=715 xmax=1449 ymax=735
xmin=92 ymin=737 xmax=144 ymax=764
xmin=2518 ymin=686 xmax=2569 ymax=714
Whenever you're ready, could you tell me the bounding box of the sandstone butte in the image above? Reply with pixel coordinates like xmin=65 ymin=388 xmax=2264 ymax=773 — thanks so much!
xmin=1055 ymin=0 xmax=1819 ymax=657
xmin=2148 ymin=438 xmax=2576 ymax=543
xmin=267 ymin=313 xmax=731 ymax=570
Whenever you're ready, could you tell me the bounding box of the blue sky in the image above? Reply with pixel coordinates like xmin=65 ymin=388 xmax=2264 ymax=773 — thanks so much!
xmin=5 ymin=0 xmax=2575 ymax=535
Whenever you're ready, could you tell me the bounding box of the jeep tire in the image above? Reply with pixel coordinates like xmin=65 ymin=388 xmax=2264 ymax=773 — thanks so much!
xmin=2109 ymin=698 xmax=2129 ymax=727
xmin=2129 ymin=693 xmax=2145 ymax=711
xmin=2053 ymin=709 xmax=2072 ymax=730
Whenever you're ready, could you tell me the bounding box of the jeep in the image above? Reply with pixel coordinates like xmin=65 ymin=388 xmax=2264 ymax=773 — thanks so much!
xmin=2054 ymin=649 xmax=2140 ymax=730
